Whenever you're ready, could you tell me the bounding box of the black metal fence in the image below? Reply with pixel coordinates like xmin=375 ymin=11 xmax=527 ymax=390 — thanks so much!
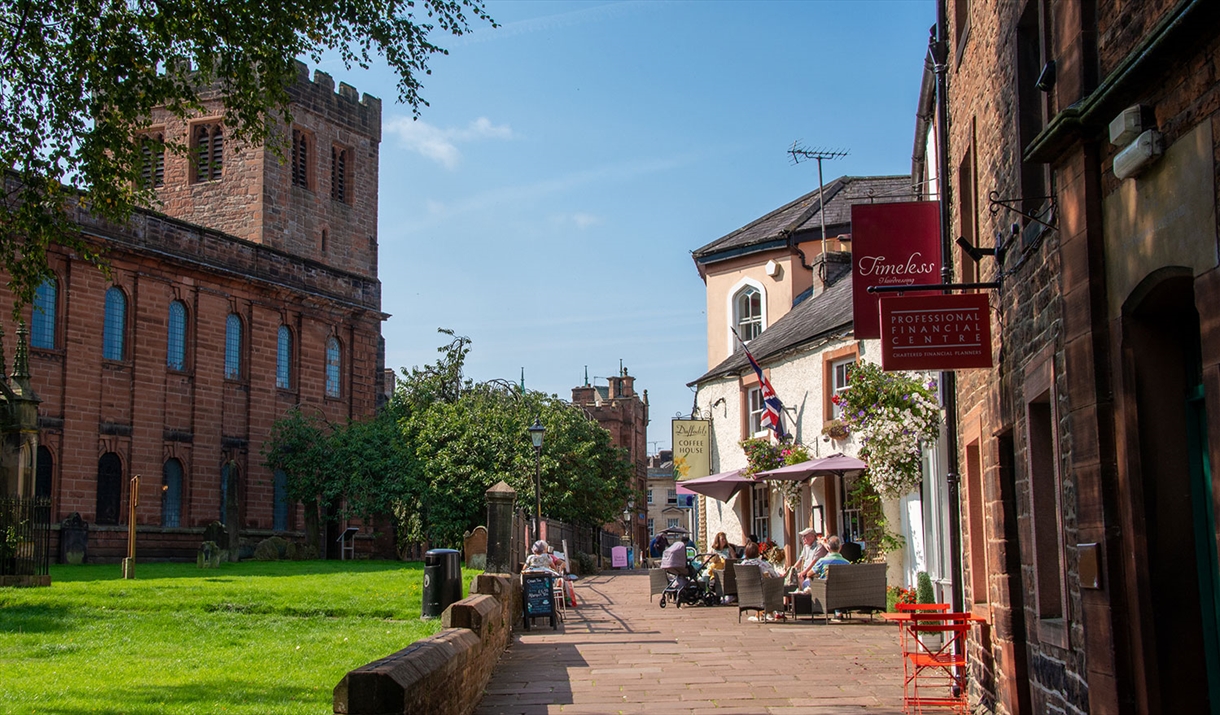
xmin=0 ymin=496 xmax=52 ymax=577
xmin=509 ymin=507 xmax=621 ymax=572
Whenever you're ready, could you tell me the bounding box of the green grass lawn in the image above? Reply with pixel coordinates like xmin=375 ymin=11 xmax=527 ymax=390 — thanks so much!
xmin=0 ymin=561 xmax=480 ymax=715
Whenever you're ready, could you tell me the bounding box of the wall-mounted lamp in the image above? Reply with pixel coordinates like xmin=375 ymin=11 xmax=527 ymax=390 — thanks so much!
xmin=1035 ymin=60 xmax=1056 ymax=92
xmin=956 ymin=234 xmax=1007 ymax=266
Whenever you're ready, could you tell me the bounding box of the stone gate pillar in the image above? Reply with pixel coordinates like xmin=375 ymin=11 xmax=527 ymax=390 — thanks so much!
xmin=484 ymin=481 xmax=516 ymax=574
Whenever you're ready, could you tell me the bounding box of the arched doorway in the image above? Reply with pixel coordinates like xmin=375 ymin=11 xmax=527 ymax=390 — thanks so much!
xmin=1124 ymin=271 xmax=1220 ymax=713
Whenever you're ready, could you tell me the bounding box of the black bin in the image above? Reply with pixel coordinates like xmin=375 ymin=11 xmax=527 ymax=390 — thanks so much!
xmin=422 ymin=548 xmax=463 ymax=619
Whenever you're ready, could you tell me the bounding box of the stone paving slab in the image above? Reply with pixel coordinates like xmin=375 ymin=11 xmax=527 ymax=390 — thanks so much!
xmin=474 ymin=570 xmax=908 ymax=714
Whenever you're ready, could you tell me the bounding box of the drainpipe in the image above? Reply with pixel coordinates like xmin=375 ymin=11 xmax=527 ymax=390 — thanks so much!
xmin=933 ymin=0 xmax=965 ymax=616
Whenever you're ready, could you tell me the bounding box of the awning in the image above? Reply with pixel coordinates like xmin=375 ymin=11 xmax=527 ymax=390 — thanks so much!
xmin=677 ymin=468 xmax=754 ymax=502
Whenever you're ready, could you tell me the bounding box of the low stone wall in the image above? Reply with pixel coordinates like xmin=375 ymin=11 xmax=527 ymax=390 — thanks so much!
xmin=333 ymin=573 xmax=520 ymax=715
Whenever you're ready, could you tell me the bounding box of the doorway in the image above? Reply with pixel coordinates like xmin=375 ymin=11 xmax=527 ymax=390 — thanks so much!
xmin=1126 ymin=273 xmax=1219 ymax=714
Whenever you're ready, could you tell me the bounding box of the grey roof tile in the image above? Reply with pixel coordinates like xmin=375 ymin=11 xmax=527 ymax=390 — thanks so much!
xmin=692 ymin=175 xmax=916 ymax=263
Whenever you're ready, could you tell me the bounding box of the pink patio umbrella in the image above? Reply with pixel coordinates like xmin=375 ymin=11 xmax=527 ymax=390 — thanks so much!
xmin=753 ymin=453 xmax=867 ymax=481
xmin=677 ymin=469 xmax=754 ymax=502
xmin=754 ymin=453 xmax=868 ymax=547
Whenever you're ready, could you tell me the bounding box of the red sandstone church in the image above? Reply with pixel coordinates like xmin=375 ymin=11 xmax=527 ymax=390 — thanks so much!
xmin=2 ymin=64 xmax=386 ymax=560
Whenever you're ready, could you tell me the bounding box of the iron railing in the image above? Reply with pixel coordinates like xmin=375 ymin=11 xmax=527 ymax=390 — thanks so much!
xmin=0 ymin=496 xmax=52 ymax=577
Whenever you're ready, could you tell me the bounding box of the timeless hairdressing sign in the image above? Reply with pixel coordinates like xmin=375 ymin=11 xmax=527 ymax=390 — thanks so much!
xmin=850 ymin=201 xmax=942 ymax=339
xmin=879 ymin=293 xmax=993 ymax=371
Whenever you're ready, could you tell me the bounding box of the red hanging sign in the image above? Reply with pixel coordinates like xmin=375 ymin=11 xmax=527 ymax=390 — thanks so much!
xmin=850 ymin=202 xmax=941 ymax=339
xmin=879 ymin=293 xmax=993 ymax=371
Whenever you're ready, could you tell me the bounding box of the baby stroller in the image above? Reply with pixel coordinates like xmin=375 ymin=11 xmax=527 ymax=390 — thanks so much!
xmin=659 ymin=553 xmax=718 ymax=608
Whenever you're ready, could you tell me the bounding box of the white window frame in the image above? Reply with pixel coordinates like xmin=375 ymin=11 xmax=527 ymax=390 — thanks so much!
xmin=725 ymin=276 xmax=767 ymax=359
xmin=831 ymin=356 xmax=855 ymax=418
xmin=751 ymin=484 xmax=770 ymax=541
xmin=747 ymin=386 xmax=766 ymax=436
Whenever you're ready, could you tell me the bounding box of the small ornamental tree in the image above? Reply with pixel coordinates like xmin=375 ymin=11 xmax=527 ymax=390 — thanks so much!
xmin=835 ymin=360 xmax=941 ymax=498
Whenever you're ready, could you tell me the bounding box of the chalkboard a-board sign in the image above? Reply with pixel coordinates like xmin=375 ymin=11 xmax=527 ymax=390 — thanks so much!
xmin=522 ymin=573 xmax=557 ymax=630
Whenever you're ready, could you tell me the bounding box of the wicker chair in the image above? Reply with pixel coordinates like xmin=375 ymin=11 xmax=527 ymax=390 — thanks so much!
xmin=719 ymin=558 xmax=739 ymax=601
xmin=733 ymin=563 xmax=787 ymax=622
xmin=649 ymin=568 xmax=669 ymax=602
xmin=800 ymin=562 xmax=888 ymax=622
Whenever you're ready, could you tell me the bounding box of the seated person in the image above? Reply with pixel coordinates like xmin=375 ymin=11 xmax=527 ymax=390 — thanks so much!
xmin=791 ymin=528 xmax=828 ymax=588
xmin=710 ymin=531 xmax=734 ymax=560
xmin=660 ymin=537 xmax=694 ymax=591
xmin=739 ymin=540 xmax=780 ymax=578
xmin=811 ymin=535 xmax=852 ymax=579
xmin=523 ymin=540 xmax=560 ymax=574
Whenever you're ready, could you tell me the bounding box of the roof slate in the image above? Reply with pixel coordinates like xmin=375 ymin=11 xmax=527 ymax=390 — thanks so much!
xmin=690 ymin=274 xmax=856 ymax=385
xmin=692 ymin=175 xmax=915 ymax=263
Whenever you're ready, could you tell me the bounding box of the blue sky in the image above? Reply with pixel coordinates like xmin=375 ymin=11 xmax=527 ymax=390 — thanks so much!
xmin=318 ymin=0 xmax=934 ymax=452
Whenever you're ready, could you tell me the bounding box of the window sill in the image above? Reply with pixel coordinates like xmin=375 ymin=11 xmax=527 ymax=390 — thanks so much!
xmin=1037 ymin=617 xmax=1069 ymax=649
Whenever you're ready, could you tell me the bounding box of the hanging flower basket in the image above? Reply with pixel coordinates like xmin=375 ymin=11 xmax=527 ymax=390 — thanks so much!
xmin=821 ymin=418 xmax=850 ymax=441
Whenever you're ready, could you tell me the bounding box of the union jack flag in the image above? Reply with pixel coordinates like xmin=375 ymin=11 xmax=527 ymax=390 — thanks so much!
xmin=737 ymin=334 xmax=787 ymax=439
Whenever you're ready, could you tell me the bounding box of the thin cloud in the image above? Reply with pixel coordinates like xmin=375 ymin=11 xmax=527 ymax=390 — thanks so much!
xmin=403 ymin=155 xmax=689 ymax=230
xmin=384 ymin=116 xmax=513 ymax=169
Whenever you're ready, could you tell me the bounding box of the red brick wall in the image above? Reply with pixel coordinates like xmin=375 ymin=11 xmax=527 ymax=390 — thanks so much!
xmin=5 ymin=66 xmax=385 ymax=559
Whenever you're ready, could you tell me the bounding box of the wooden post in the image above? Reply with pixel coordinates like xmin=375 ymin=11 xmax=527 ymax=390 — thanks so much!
xmin=122 ymin=475 xmax=139 ymax=579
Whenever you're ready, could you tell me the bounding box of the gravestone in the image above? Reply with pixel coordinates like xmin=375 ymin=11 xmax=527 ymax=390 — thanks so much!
xmin=463 ymin=526 xmax=488 ymax=570
xmin=484 ymin=482 xmax=516 ymax=574
xmin=197 ymin=541 xmax=222 ymax=568
xmin=59 ymin=513 xmax=88 ymax=565
xmin=199 ymin=522 xmax=229 ymax=565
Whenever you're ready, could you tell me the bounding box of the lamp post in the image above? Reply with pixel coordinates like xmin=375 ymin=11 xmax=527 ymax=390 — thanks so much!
xmin=528 ymin=418 xmax=546 ymax=543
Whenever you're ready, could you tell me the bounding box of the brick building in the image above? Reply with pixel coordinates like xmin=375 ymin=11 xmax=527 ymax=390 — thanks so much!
xmin=5 ymin=63 xmax=386 ymax=560
xmin=571 ymin=370 xmax=649 ymax=551
xmin=935 ymin=1 xmax=1220 ymax=713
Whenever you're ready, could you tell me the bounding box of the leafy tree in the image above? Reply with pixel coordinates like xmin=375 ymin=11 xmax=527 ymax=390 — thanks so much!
xmin=397 ymin=340 xmax=635 ymax=548
xmin=262 ymin=331 xmax=635 ymax=553
xmin=261 ymin=407 xmax=337 ymax=554
xmin=0 ymin=0 xmax=494 ymax=310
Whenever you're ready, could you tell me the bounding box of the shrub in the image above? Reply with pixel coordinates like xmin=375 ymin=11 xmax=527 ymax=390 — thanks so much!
xmin=916 ymin=571 xmax=935 ymax=604
xmin=574 ymin=551 xmax=596 ymax=575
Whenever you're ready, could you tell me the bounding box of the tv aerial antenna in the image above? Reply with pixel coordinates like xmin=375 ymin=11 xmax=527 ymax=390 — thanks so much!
xmin=788 ymin=143 xmax=850 ymax=276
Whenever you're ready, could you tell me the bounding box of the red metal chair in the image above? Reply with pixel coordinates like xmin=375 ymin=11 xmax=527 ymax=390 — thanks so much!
xmin=896 ymin=603 xmax=951 ymax=651
xmin=902 ymin=612 xmax=971 ymax=713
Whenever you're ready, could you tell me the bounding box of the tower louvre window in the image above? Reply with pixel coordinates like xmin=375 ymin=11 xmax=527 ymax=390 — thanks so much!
xmin=193 ymin=123 xmax=223 ymax=182
xmin=331 ymin=145 xmax=351 ymax=203
xmin=292 ymin=128 xmax=310 ymax=189
xmin=139 ymin=133 xmax=165 ymax=188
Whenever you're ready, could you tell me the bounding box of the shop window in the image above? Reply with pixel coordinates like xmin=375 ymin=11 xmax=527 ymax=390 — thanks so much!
xmin=751 ymin=484 xmax=770 ymax=541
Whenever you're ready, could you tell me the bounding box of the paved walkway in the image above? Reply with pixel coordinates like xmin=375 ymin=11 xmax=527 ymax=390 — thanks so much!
xmin=475 ymin=570 xmax=907 ymax=715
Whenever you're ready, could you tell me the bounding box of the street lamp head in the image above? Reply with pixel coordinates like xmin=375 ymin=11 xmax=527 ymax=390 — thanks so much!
xmin=528 ymin=418 xmax=546 ymax=449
